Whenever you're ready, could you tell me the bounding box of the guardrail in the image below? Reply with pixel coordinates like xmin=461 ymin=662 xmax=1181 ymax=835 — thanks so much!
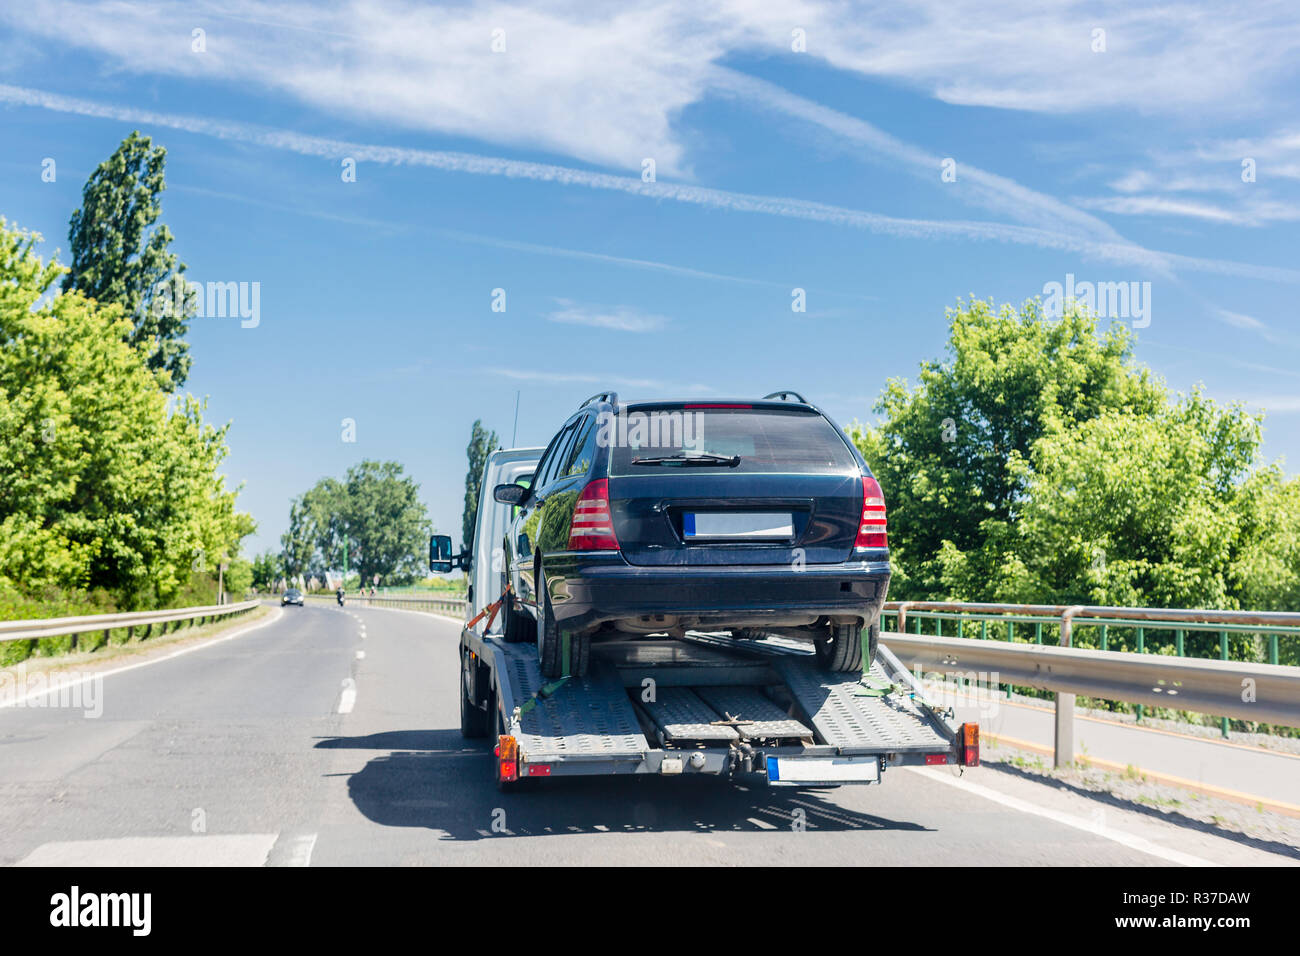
xmin=0 ymin=600 xmax=261 ymax=650
xmin=879 ymin=600 xmax=1300 ymax=765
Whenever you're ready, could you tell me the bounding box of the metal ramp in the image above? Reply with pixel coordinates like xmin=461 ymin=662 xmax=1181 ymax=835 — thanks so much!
xmin=775 ymin=656 xmax=952 ymax=753
xmin=641 ymin=686 xmax=814 ymax=744
xmin=497 ymin=643 xmax=648 ymax=762
xmin=693 ymin=687 xmax=813 ymax=740
xmin=642 ymin=687 xmax=739 ymax=743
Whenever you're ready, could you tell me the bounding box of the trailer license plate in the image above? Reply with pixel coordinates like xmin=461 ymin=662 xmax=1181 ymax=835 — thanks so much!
xmin=683 ymin=512 xmax=793 ymax=540
xmin=767 ymin=756 xmax=880 ymax=784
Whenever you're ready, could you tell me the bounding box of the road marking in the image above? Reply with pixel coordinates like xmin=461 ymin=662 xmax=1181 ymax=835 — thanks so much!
xmin=265 ymin=832 xmax=317 ymax=867
xmin=0 ymin=607 xmax=284 ymax=711
xmin=16 ymin=834 xmax=279 ymax=867
xmin=337 ymin=679 xmax=357 ymax=714
xmin=903 ymin=766 xmax=1218 ymax=866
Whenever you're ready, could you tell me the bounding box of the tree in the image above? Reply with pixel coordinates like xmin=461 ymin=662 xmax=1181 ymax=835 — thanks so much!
xmin=463 ymin=420 xmax=498 ymax=549
xmin=282 ymin=461 xmax=432 ymax=585
xmin=63 ymin=131 xmax=194 ymax=390
xmin=848 ymin=298 xmax=1162 ymax=599
xmin=250 ymin=550 xmax=279 ymax=592
xmin=848 ymin=297 xmax=1300 ymax=620
xmin=0 ymin=218 xmax=251 ymax=608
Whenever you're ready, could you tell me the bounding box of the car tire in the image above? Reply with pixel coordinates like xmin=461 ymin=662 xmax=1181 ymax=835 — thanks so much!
xmin=537 ymin=582 xmax=562 ymax=678
xmin=864 ymin=622 xmax=880 ymax=672
xmin=536 ymin=578 xmax=590 ymax=679
xmin=816 ymin=622 xmax=864 ymax=673
xmin=459 ymin=652 xmax=490 ymax=739
xmin=501 ymin=585 xmax=531 ymax=644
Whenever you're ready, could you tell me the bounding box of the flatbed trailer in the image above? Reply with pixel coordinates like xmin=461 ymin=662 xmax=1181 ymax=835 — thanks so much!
xmin=459 ymin=621 xmax=978 ymax=788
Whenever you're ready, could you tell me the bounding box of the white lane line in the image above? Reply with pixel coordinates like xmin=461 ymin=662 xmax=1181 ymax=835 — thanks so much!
xmin=16 ymin=834 xmax=279 ymax=867
xmin=337 ymin=679 xmax=357 ymax=714
xmin=0 ymin=607 xmax=284 ymax=710
xmin=265 ymin=832 xmax=317 ymax=868
xmin=903 ymin=767 xmax=1218 ymax=866
xmin=355 ymin=650 xmax=366 ymax=660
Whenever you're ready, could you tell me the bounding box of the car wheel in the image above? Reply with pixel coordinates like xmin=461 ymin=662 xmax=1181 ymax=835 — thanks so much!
xmin=459 ymin=652 xmax=490 ymax=739
xmin=537 ymin=582 xmax=562 ymax=678
xmin=536 ymin=577 xmax=590 ymax=680
xmin=864 ymin=622 xmax=879 ymax=672
xmin=501 ymin=582 xmax=531 ymax=643
xmin=816 ymin=622 xmax=864 ymax=673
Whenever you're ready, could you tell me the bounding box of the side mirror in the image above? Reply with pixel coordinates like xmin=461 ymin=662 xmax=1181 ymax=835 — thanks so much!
xmin=429 ymin=534 xmax=453 ymax=573
xmin=494 ymin=483 xmax=529 ymax=506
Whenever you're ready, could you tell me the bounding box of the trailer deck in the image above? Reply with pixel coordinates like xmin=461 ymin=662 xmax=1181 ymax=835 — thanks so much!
xmin=463 ymin=623 xmax=976 ymax=786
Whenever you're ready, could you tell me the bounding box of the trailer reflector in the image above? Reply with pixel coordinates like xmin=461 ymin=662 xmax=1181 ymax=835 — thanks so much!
xmin=925 ymin=754 xmax=948 ymax=765
xmin=961 ymin=722 xmax=980 ymax=767
xmin=526 ymin=763 xmax=551 ymax=777
xmin=498 ymin=734 xmax=519 ymax=782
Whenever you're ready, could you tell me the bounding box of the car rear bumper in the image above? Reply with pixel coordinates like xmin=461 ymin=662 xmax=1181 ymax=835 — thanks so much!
xmin=544 ymin=552 xmax=890 ymax=633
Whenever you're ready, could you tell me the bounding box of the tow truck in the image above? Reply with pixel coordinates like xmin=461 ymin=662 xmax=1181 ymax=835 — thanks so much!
xmin=434 ymin=447 xmax=978 ymax=790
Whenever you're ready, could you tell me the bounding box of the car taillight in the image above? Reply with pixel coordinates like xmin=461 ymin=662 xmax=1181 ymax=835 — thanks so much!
xmin=855 ymin=475 xmax=888 ymax=549
xmin=568 ymin=479 xmax=620 ymax=551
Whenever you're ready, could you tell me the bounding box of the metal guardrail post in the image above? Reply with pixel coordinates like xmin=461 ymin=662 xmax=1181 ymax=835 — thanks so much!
xmin=1055 ymin=607 xmax=1082 ymax=767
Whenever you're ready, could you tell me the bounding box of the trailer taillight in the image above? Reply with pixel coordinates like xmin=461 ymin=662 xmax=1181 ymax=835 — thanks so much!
xmin=497 ymin=734 xmax=519 ymax=782
xmin=568 ymin=479 xmax=620 ymax=551
xmin=961 ymin=722 xmax=980 ymax=767
xmin=854 ymin=476 xmax=888 ymax=550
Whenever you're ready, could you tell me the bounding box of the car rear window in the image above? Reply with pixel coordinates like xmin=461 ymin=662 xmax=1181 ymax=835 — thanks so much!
xmin=608 ymin=406 xmax=858 ymax=475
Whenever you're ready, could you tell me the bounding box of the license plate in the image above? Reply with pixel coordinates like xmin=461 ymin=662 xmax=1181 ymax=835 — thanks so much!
xmin=767 ymin=756 xmax=880 ymax=784
xmin=683 ymin=512 xmax=793 ymax=540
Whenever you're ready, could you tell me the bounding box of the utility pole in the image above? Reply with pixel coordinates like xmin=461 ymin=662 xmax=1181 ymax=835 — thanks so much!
xmin=342 ymin=532 xmax=348 ymax=584
xmin=512 ymin=390 xmax=520 ymax=447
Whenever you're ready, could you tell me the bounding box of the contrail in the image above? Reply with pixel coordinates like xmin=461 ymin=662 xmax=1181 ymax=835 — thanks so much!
xmin=4 ymin=83 xmax=1298 ymax=284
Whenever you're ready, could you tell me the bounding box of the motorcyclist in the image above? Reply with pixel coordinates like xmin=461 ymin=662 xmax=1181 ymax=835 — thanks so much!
xmin=336 ymin=585 xmax=345 ymax=607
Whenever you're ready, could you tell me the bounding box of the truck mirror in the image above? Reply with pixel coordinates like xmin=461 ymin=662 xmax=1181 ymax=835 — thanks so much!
xmin=493 ymin=483 xmax=528 ymax=506
xmin=429 ymin=534 xmax=453 ymax=573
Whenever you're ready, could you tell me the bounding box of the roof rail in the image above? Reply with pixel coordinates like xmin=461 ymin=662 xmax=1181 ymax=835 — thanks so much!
xmin=579 ymin=391 xmax=618 ymax=410
xmin=762 ymin=390 xmax=808 ymax=403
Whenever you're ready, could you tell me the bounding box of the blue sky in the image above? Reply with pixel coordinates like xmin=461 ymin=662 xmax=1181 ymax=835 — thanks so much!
xmin=2 ymin=1 xmax=1298 ymax=559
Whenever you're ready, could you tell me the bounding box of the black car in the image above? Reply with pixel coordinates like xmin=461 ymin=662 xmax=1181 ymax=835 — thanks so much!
xmin=281 ymin=588 xmax=304 ymax=606
xmin=491 ymin=391 xmax=890 ymax=678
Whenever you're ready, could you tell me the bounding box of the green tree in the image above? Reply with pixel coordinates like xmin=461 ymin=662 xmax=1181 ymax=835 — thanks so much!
xmin=250 ymin=550 xmax=279 ymax=592
xmin=63 ymin=131 xmax=194 ymax=390
xmin=849 ymin=297 xmax=1300 ymax=621
xmin=463 ymin=419 xmax=498 ymax=549
xmin=0 ymin=218 xmax=251 ymax=608
xmin=848 ymin=298 xmax=1162 ymax=599
xmin=283 ymin=461 xmax=432 ymax=585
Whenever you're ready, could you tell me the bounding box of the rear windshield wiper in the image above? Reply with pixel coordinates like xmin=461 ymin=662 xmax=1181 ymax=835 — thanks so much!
xmin=630 ymin=453 xmax=741 ymax=467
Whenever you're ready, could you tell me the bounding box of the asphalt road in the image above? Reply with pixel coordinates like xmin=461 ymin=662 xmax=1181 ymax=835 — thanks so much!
xmin=0 ymin=604 xmax=1288 ymax=866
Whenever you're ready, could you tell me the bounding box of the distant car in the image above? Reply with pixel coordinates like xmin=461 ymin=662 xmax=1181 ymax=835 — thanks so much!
xmin=485 ymin=391 xmax=890 ymax=678
xmin=281 ymin=588 xmax=304 ymax=606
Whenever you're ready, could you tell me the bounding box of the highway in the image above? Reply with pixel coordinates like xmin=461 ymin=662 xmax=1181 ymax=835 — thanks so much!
xmin=0 ymin=603 xmax=1291 ymax=867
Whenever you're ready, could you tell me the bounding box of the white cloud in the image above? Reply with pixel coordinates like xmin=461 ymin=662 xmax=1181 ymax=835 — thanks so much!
xmin=1076 ymin=195 xmax=1247 ymax=224
xmin=546 ymin=300 xmax=668 ymax=332
xmin=5 ymin=82 xmax=1300 ymax=284
xmin=5 ymin=0 xmax=1300 ymax=178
